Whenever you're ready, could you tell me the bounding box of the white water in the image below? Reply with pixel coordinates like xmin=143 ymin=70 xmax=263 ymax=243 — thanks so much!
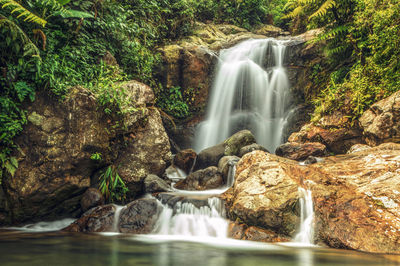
xmin=294 ymin=188 xmax=314 ymax=245
xmin=6 ymin=218 xmax=75 ymax=232
xmin=112 ymin=205 xmax=125 ymax=232
xmin=195 ymin=38 xmax=291 ymax=153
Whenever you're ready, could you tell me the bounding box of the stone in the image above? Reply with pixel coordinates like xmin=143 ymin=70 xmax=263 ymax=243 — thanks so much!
xmin=80 ymin=188 xmax=104 ymax=212
xmin=303 ymin=156 xmax=318 ymax=165
xmin=228 ymin=222 xmax=291 ymax=242
xmin=116 ymin=108 xmax=172 ymax=199
xmin=218 ymin=156 xmax=240 ymax=183
xmin=144 ymin=174 xmax=171 ymax=194
xmin=275 ymin=142 xmax=327 ymax=161
xmin=118 ymin=198 xmax=160 ymax=234
xmin=223 ymin=130 xmax=256 ymax=156
xmin=239 ymin=143 xmax=269 ymax=157
xmin=360 ymin=90 xmax=400 ymax=146
xmin=252 ymin=24 xmax=284 ymax=37
xmin=288 ymin=112 xmax=364 ymax=154
xmin=173 ymin=149 xmax=197 ymax=173
xmin=225 ymin=151 xmax=301 ymax=236
xmin=174 ymin=166 xmax=224 ymax=191
xmin=63 ymin=205 xmax=115 ymax=232
xmin=194 ymin=143 xmax=225 ymax=170
xmin=347 ymin=144 xmax=371 ymax=154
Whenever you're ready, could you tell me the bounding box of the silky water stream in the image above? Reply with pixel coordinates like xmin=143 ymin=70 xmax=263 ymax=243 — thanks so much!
xmin=1 ymin=39 xmax=398 ymax=265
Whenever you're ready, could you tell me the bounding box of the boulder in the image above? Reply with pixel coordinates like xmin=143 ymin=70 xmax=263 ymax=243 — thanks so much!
xmin=275 ymin=142 xmax=327 ymax=161
xmin=347 ymin=144 xmax=371 ymax=154
xmin=144 ymin=175 xmax=171 ymax=194
xmin=194 ymin=143 xmax=225 ymax=170
xmin=290 ymin=143 xmax=400 ymax=254
xmin=4 ymin=87 xmax=111 ymax=224
xmin=223 ymin=130 xmax=256 ymax=156
xmin=288 ymin=112 xmax=363 ymax=154
xmin=80 ymin=188 xmax=104 ymax=212
xmin=118 ymin=198 xmax=160 ymax=234
xmin=173 ymin=149 xmax=197 ymax=173
xmin=359 ymin=90 xmax=400 ymax=146
xmin=225 ymin=151 xmax=301 ymax=236
xmin=239 ymin=143 xmax=269 ymax=157
xmin=63 ymin=204 xmax=116 ymax=232
xmin=174 ymin=166 xmax=224 ymax=191
xmin=252 ymin=24 xmax=285 ymax=37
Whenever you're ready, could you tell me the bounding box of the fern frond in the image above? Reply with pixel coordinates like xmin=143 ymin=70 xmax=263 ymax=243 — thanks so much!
xmin=326 ymin=45 xmax=347 ymax=56
xmin=0 ymin=0 xmax=46 ymax=27
xmin=0 ymin=15 xmax=40 ymax=57
xmin=282 ymin=6 xmax=304 ymax=19
xmin=309 ymin=0 xmax=336 ymax=19
xmin=313 ymin=25 xmax=349 ymax=43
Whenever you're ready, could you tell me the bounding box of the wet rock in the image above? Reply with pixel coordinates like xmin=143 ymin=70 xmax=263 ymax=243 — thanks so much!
xmin=194 ymin=143 xmax=225 ymax=170
xmin=360 ymin=90 xmax=400 ymax=146
xmin=0 ymin=187 xmax=9 ymax=225
xmin=303 ymin=156 xmax=317 ymax=165
xmin=144 ymin=174 xmax=171 ymax=194
xmin=119 ymin=198 xmax=160 ymax=234
xmin=63 ymin=204 xmax=115 ymax=232
xmin=347 ymin=144 xmax=371 ymax=154
xmin=239 ymin=143 xmax=269 ymax=157
xmin=173 ymin=149 xmax=197 ymax=173
xmin=228 ymin=222 xmax=290 ymax=242
xmin=80 ymin=188 xmax=104 ymax=212
xmin=226 ymin=151 xmax=300 ymax=236
xmin=288 ymin=112 xmax=364 ymax=154
xmin=223 ymin=130 xmax=256 ymax=156
xmin=252 ymin=24 xmax=284 ymax=37
xmin=275 ymin=142 xmax=327 ymax=161
xmin=218 ymin=156 xmax=240 ymax=183
xmin=174 ymin=167 xmax=223 ymax=191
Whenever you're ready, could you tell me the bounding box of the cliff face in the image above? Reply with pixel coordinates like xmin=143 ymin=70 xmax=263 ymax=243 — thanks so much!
xmin=0 ymin=82 xmax=171 ymax=225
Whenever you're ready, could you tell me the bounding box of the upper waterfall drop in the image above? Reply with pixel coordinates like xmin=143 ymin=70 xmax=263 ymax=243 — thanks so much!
xmin=194 ymin=38 xmax=291 ymax=153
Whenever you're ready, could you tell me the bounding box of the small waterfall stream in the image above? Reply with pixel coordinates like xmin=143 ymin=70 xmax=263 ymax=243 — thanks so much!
xmin=294 ymin=188 xmax=314 ymax=245
xmin=195 ymin=39 xmax=291 ymax=153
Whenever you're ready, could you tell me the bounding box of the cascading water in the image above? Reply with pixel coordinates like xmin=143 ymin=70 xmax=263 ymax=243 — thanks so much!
xmin=294 ymin=187 xmax=314 ymax=244
xmin=195 ymin=39 xmax=291 ymax=153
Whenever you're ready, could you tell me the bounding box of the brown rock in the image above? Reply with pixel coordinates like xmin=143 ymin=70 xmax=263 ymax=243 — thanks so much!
xmin=275 ymin=142 xmax=327 ymax=161
xmin=228 ymin=222 xmax=290 ymax=242
xmin=80 ymin=188 xmax=104 ymax=212
xmin=239 ymin=143 xmax=269 ymax=157
xmin=360 ymin=90 xmax=400 ymax=146
xmin=63 ymin=204 xmax=116 ymax=232
xmin=174 ymin=166 xmax=224 ymax=191
xmin=118 ymin=199 xmax=160 ymax=234
xmin=174 ymin=149 xmax=197 ymax=173
xmin=227 ymin=151 xmax=300 ymax=236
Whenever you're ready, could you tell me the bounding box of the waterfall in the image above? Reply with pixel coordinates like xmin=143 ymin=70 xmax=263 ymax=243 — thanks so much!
xmin=294 ymin=188 xmax=314 ymax=244
xmin=194 ymin=38 xmax=291 ymax=153
xmin=112 ymin=205 xmax=125 ymax=232
xmin=152 ymin=160 xmax=238 ymax=238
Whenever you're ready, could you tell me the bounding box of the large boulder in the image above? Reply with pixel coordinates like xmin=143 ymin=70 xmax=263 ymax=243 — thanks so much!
xmin=289 ymin=143 xmax=400 ymax=253
xmin=80 ymin=188 xmax=104 ymax=212
xmin=173 ymin=149 xmax=197 ymax=173
xmin=360 ymin=90 xmax=400 ymax=146
xmin=225 ymin=151 xmax=301 ymax=236
xmin=194 ymin=143 xmax=225 ymax=170
xmin=288 ymin=112 xmax=363 ymax=154
xmin=174 ymin=166 xmax=224 ymax=191
xmin=1 ymin=81 xmax=172 ymax=225
xmin=144 ymin=174 xmax=171 ymax=194
xmin=275 ymin=142 xmax=327 ymax=161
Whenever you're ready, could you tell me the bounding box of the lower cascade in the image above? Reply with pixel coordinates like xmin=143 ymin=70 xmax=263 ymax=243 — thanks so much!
xmin=195 ymin=38 xmax=291 ymax=153
xmin=294 ymin=187 xmax=314 ymax=244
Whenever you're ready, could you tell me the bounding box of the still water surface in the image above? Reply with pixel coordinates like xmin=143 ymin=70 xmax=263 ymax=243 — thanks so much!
xmin=0 ymin=230 xmax=398 ymax=266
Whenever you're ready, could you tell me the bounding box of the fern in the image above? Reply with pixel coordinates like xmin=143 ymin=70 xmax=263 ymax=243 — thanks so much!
xmin=0 ymin=0 xmax=47 ymax=27
xmin=0 ymin=15 xmax=40 ymax=57
xmin=309 ymin=0 xmax=336 ymax=19
xmin=313 ymin=25 xmax=349 ymax=43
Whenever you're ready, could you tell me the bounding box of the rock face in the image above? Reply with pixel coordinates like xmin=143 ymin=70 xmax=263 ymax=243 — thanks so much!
xmin=290 ymin=143 xmax=400 ymax=253
xmin=360 ymin=90 xmax=400 ymax=146
xmin=275 ymin=142 xmax=327 ymax=161
xmin=80 ymin=188 xmax=104 ymax=212
xmin=225 ymin=144 xmax=400 ymax=253
xmin=288 ymin=112 xmax=363 ymax=154
xmin=118 ymin=199 xmax=160 ymax=234
xmin=1 ymin=81 xmax=171 ymax=225
xmin=225 ymin=151 xmax=301 ymax=236
xmin=174 ymin=166 xmax=223 ymax=191
xmin=228 ymin=222 xmax=291 ymax=242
